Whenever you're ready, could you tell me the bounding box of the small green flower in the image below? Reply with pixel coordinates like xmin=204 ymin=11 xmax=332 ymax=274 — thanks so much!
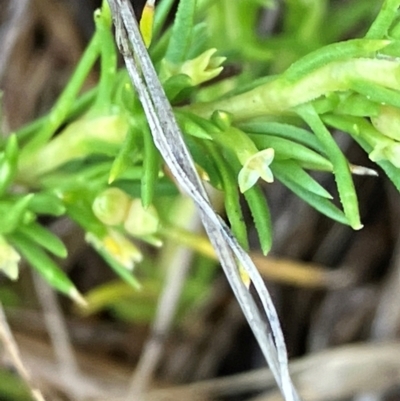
xmin=86 ymin=229 xmax=142 ymax=271
xmin=369 ymin=141 xmax=400 ymax=168
xmin=238 ymin=148 xmax=275 ymax=193
xmin=161 ymin=49 xmax=226 ymax=86
xmin=358 ymin=115 xmax=400 ymax=168
xmin=371 ymin=105 xmax=400 ymax=141
xmin=0 ymin=235 xmax=21 ymax=280
xmin=212 ymin=121 xmax=275 ymax=193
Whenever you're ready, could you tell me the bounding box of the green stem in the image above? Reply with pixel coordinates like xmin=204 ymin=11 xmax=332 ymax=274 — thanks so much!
xmin=365 ymin=0 xmax=400 ymax=39
xmin=93 ymin=5 xmax=118 ymax=111
xmin=22 ymin=30 xmax=102 ymax=152
xmin=187 ymin=56 xmax=399 ymax=121
xmin=14 ymin=88 xmax=97 ymax=144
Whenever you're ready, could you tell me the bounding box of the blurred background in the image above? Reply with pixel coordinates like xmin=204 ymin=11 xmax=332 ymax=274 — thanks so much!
xmin=1 ymin=1 xmax=400 ymax=400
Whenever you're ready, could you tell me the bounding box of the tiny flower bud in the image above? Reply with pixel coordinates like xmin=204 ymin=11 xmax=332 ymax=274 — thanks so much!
xmin=124 ymin=200 xmax=159 ymax=237
xmin=92 ymin=187 xmax=131 ymax=226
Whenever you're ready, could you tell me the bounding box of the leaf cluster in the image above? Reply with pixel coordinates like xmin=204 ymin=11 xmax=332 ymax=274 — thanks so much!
xmin=1 ymin=0 xmax=400 ymax=310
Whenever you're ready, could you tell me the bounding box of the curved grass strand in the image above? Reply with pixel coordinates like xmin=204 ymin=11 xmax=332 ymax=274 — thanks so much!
xmin=109 ymin=3 xmax=299 ymax=398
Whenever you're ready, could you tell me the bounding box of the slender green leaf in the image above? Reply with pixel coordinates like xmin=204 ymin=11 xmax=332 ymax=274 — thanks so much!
xmin=239 ymin=121 xmax=324 ymax=153
xmin=94 ymin=3 xmax=117 ymax=110
xmin=272 ymin=160 xmax=333 ymax=199
xmin=365 ymin=0 xmax=400 ymax=39
xmin=165 ymin=0 xmax=197 ymax=63
xmin=274 ymin=168 xmax=349 ymax=225
xmin=176 ymin=111 xmax=213 ymax=139
xmin=19 ymin=222 xmax=67 ymax=258
xmin=206 ymin=141 xmax=248 ymax=250
xmin=28 ymin=192 xmax=66 ymax=216
xmin=243 ymin=185 xmax=273 ymax=255
xmin=141 ymin=124 xmax=162 ymax=207
xmin=249 ymin=134 xmax=333 ymax=171
xmin=22 ymin=31 xmax=102 ymax=152
xmin=153 ymin=0 xmax=176 ymax=38
xmin=0 ymin=134 xmax=18 ymax=196
xmin=0 ymin=195 xmax=33 ymax=234
xmin=296 ymin=104 xmax=362 ymax=229
xmin=109 ymin=127 xmax=137 ymax=183
xmin=9 ymin=232 xmax=83 ymax=303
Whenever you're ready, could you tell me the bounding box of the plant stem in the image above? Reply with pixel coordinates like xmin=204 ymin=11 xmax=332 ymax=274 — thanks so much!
xmin=21 ymin=30 xmax=102 ymax=153
xmin=186 ymin=58 xmax=400 ymax=121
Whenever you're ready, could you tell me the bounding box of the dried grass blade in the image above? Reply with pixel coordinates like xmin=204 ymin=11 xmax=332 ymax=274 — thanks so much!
xmin=106 ymin=1 xmax=299 ymax=400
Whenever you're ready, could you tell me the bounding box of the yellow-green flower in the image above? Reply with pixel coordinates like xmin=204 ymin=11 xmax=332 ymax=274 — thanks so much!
xmin=86 ymin=229 xmax=142 ymax=271
xmin=208 ymin=115 xmax=276 ymax=193
xmin=371 ymin=105 xmax=400 ymax=141
xmin=161 ymin=49 xmax=226 ymax=86
xmin=238 ymin=148 xmax=275 ymax=193
xmin=369 ymin=141 xmax=400 ymax=168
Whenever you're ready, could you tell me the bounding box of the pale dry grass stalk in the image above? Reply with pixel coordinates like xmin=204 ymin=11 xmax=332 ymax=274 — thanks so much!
xmin=127 ymin=198 xmax=202 ymax=397
xmin=0 ymin=302 xmax=46 ymax=401
xmin=106 ymin=1 xmax=299 ymax=400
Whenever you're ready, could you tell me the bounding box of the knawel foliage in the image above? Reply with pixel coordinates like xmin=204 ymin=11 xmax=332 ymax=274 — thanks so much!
xmin=1 ymin=0 xmax=400 ymax=307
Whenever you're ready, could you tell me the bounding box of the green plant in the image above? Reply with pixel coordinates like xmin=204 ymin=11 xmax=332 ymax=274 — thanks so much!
xmin=1 ymin=0 xmax=400 ymax=399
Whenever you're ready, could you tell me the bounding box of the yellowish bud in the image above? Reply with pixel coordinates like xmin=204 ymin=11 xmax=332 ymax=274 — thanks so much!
xmin=124 ymin=200 xmax=159 ymax=237
xmin=92 ymin=187 xmax=131 ymax=226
